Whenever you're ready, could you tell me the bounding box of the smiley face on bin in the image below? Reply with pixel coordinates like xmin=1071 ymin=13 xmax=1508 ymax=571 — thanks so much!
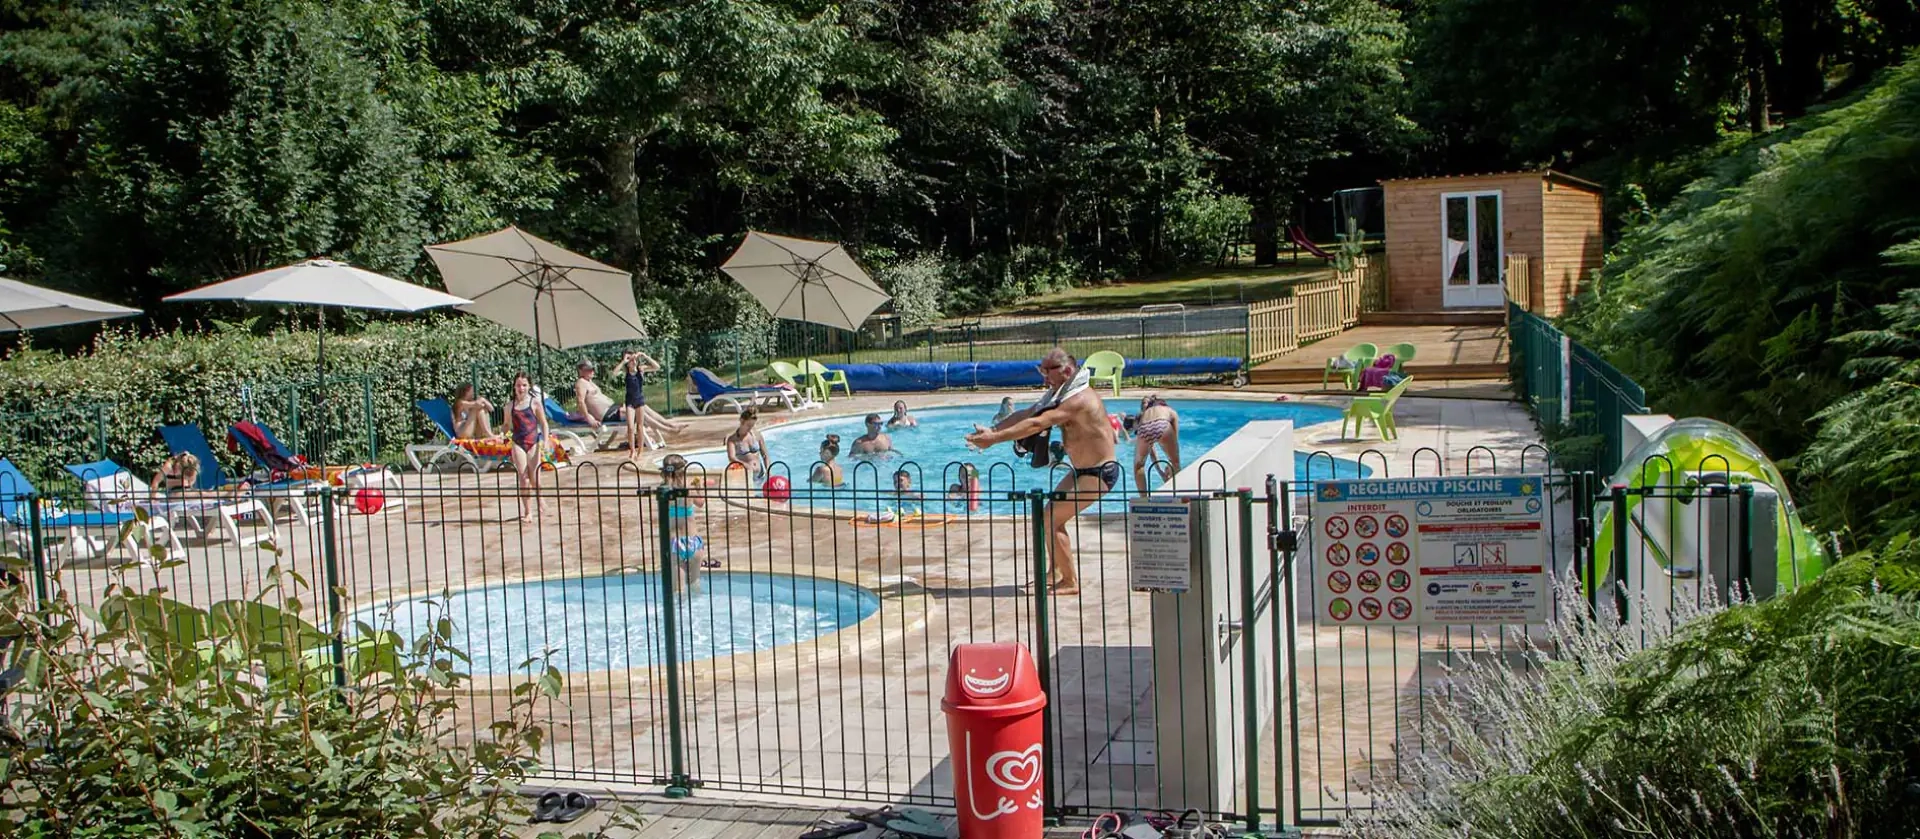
xmin=962 ymin=665 xmax=1014 ymax=698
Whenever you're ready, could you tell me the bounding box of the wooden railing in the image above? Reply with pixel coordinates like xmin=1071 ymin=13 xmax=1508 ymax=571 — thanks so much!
xmin=1505 ymin=253 xmax=1533 ymax=312
xmin=1245 ymin=255 xmax=1390 ymax=364
xmin=1248 ymin=296 xmax=1299 ymax=362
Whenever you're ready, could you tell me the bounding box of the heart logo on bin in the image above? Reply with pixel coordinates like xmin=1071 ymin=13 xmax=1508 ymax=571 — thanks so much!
xmin=986 ymin=744 xmax=1042 ymax=791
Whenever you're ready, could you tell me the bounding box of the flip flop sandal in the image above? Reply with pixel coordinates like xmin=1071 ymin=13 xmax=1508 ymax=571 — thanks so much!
xmin=1083 ymin=812 xmax=1126 ymax=839
xmin=1158 ymin=809 xmax=1204 ymax=839
xmin=800 ymin=822 xmax=868 ymax=839
xmin=847 ymin=807 xmax=947 ymax=839
xmin=700 ymin=559 xmax=722 ymax=569
xmin=552 ymin=791 xmax=597 ymax=824
xmin=529 ymin=792 xmax=564 ymax=823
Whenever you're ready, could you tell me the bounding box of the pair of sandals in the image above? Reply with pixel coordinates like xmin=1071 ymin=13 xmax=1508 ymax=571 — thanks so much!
xmin=1085 ymin=809 xmax=1215 ymax=839
xmin=803 ymin=806 xmax=947 ymax=839
xmin=530 ymin=791 xmax=597 ymax=824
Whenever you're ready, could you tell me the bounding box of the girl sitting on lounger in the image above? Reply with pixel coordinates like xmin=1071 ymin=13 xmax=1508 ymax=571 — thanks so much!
xmin=152 ymin=452 xmax=248 ymax=497
xmin=451 ymin=384 xmax=499 ymax=440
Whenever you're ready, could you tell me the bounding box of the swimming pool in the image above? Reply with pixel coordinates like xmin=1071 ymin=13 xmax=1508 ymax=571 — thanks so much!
xmin=355 ymin=572 xmax=881 ymax=675
xmin=684 ymin=398 xmax=1369 ymax=513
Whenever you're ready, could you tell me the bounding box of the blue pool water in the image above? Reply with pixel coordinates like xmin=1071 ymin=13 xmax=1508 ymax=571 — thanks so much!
xmin=685 ymin=399 xmax=1368 ymax=513
xmin=355 ymin=572 xmax=880 ymax=675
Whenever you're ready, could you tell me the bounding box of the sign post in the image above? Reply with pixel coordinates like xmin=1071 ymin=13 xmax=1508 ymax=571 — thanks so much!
xmin=1129 ymin=498 xmax=1195 ymax=593
xmin=1311 ymin=476 xmax=1550 ymax=626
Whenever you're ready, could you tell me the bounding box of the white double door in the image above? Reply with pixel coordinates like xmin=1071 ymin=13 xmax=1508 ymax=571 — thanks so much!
xmin=1442 ymin=191 xmax=1504 ymax=308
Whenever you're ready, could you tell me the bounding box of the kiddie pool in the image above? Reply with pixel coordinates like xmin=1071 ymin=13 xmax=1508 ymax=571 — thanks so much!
xmin=683 ymin=399 xmax=1369 ymax=514
xmin=354 ymin=572 xmax=881 ymax=676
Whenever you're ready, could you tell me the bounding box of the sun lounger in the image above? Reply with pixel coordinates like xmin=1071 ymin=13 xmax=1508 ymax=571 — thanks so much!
xmin=685 ymin=367 xmax=800 ymax=415
xmin=406 ymin=399 xmax=513 ymax=473
xmin=159 ymin=424 xmax=318 ymax=526
xmin=63 ymin=459 xmax=277 ymax=556
xmin=228 ymin=422 xmax=407 ymax=508
xmin=0 ymin=458 xmax=137 ymax=563
xmin=540 ymin=397 xmax=615 ymax=455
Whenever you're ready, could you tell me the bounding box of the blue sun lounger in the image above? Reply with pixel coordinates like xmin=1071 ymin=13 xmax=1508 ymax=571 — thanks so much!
xmin=0 ymin=457 xmax=136 ymax=562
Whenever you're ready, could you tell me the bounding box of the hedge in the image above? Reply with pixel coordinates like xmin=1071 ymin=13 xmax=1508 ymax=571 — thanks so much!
xmin=0 ymin=316 xmax=774 ymax=489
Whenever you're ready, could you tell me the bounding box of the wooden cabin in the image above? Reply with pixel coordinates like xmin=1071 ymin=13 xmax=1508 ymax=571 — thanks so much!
xmin=1379 ymin=170 xmax=1603 ymax=317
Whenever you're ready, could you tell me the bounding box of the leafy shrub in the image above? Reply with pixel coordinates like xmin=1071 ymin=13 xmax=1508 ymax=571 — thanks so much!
xmin=1800 ymin=276 xmax=1920 ymax=544
xmin=879 ymin=252 xmax=949 ymax=328
xmin=1162 ymin=184 xmax=1251 ymax=266
xmin=1566 ymin=56 xmax=1920 ymax=470
xmin=1353 ymin=546 xmax=1920 ymax=838
xmin=0 ymin=317 xmax=685 ymax=483
xmin=0 ymin=557 xmax=636 ymax=837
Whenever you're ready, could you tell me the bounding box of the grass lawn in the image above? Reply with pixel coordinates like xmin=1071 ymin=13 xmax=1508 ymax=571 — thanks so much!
xmin=998 ymin=262 xmax=1331 ymax=314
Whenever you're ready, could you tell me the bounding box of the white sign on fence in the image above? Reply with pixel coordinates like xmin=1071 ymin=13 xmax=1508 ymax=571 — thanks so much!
xmin=1128 ymin=498 xmax=1195 ymax=593
xmin=1311 ymin=476 xmax=1550 ymax=625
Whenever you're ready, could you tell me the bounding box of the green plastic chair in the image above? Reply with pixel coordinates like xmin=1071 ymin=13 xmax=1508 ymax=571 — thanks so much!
xmin=1322 ymin=343 xmax=1378 ymax=390
xmin=1343 ymin=377 xmax=1413 ymax=441
xmin=800 ymin=359 xmax=853 ymax=401
xmin=769 ymin=360 xmax=822 ymax=403
xmin=1083 ymin=350 xmax=1126 ymax=395
xmin=1383 ymin=342 xmax=1416 ymax=375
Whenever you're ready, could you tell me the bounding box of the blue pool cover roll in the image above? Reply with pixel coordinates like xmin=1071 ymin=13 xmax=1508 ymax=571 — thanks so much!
xmin=825 ymin=358 xmax=1243 ymax=392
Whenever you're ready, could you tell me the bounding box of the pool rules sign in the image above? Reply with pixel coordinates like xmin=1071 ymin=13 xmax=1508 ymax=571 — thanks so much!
xmin=1311 ymin=476 xmax=1550 ymax=625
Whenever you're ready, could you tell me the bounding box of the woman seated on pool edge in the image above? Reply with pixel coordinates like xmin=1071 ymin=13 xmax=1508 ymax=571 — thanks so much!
xmin=810 ymin=435 xmax=844 ymax=488
xmin=726 ymin=408 xmax=769 ymax=483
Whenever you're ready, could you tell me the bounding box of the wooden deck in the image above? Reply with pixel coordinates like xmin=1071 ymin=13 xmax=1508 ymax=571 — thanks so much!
xmin=1249 ymin=322 xmax=1509 ymax=387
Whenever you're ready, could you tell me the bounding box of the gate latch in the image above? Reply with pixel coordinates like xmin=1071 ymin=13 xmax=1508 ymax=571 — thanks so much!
xmin=1269 ymin=529 xmax=1298 ymax=553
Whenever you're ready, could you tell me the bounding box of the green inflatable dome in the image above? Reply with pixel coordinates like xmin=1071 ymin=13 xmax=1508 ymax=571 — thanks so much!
xmin=1589 ymin=418 xmax=1827 ymax=598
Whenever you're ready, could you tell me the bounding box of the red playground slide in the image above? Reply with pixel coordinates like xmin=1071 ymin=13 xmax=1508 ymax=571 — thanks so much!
xmin=1288 ymin=225 xmax=1334 ymax=260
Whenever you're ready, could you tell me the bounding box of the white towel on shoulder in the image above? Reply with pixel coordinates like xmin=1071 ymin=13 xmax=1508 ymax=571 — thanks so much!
xmin=1036 ymin=365 xmax=1092 ymax=410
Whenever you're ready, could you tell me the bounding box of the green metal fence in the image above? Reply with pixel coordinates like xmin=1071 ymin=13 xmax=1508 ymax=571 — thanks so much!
xmin=1508 ymin=303 xmax=1649 ymax=473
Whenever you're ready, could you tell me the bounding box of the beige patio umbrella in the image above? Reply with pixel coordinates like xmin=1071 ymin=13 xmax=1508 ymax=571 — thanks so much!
xmin=165 ymin=259 xmax=471 ymax=466
xmin=719 ymin=232 xmax=890 ymax=359
xmin=0 ymin=277 xmax=141 ymax=332
xmin=425 ymin=226 xmax=645 ymax=386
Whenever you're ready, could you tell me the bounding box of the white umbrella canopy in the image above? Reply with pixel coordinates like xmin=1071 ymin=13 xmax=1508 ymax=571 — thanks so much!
xmin=164 ymin=258 xmax=471 ymax=312
xmin=164 ymin=258 xmax=471 ymax=467
xmin=0 ymin=277 xmax=141 ymax=332
xmin=720 ymin=232 xmax=890 ymax=333
xmin=424 ymin=226 xmax=645 ymax=350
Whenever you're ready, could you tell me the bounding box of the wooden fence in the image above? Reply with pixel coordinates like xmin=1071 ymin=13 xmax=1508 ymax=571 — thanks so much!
xmin=1246 ymin=256 xmax=1387 ymax=365
xmin=1505 ymin=253 xmax=1533 ymax=312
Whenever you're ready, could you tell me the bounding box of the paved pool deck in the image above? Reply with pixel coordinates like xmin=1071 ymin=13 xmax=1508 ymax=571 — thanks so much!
xmin=46 ymin=386 xmax=1543 ymax=824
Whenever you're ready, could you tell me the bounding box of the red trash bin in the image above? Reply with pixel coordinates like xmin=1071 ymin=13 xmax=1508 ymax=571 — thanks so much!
xmin=943 ymin=643 xmax=1047 ymax=839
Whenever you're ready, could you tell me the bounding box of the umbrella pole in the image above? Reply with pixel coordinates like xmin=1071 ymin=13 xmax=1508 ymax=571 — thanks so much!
xmin=316 ymin=306 xmax=328 ymax=471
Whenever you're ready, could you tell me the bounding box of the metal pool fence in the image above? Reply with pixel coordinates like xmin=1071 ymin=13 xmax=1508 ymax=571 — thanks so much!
xmin=1507 ymin=302 xmax=1649 ymax=473
xmin=0 ymin=449 xmax=1814 ymax=830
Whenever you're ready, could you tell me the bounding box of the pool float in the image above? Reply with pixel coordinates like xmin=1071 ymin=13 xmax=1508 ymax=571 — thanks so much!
xmin=1589 ymin=417 xmax=1827 ymax=598
xmin=851 ymin=509 xmax=956 ymax=529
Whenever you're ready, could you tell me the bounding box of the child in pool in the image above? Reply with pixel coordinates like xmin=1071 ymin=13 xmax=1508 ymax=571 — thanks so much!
xmin=891 ymin=469 xmax=925 ymax=513
xmin=887 ymin=400 xmax=918 ymax=429
xmin=661 ymin=454 xmax=715 ymax=591
xmin=810 ymin=435 xmax=844 ymax=488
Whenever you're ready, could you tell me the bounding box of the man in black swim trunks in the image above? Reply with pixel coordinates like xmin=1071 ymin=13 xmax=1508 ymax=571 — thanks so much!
xmin=966 ymin=347 xmax=1116 ymax=594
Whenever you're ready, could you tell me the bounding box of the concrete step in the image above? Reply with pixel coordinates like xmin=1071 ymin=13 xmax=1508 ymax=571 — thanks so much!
xmin=1249 ymin=361 xmax=1510 ymax=386
xmin=1359 ymin=309 xmax=1505 ymax=327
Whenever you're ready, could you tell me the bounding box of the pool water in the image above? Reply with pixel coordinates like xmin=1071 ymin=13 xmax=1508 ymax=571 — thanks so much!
xmin=356 ymin=572 xmax=880 ymax=675
xmin=685 ymin=399 xmax=1368 ymax=513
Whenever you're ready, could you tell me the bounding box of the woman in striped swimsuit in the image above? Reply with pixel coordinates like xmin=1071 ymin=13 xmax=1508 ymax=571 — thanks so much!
xmin=1131 ymin=395 xmax=1180 ymax=496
